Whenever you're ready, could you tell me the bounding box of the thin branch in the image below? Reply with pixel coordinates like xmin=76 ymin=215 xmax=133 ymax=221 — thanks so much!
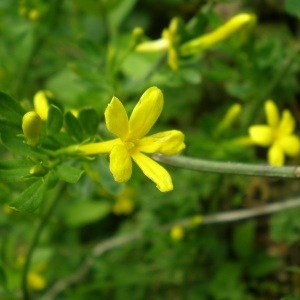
xmin=153 ymin=154 xmax=300 ymax=179
xmin=42 ymin=196 xmax=300 ymax=300
xmin=22 ymin=183 xmax=65 ymax=300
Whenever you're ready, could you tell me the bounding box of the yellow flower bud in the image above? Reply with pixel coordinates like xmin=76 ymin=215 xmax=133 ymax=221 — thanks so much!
xmin=22 ymin=111 xmax=43 ymax=146
xmin=28 ymin=9 xmax=40 ymax=21
xmin=27 ymin=272 xmax=46 ymax=290
xmin=29 ymin=164 xmax=47 ymax=177
xmin=217 ymin=103 xmax=242 ymax=133
xmin=180 ymin=13 xmax=256 ymax=56
xmin=170 ymin=225 xmax=184 ymax=241
xmin=34 ymin=90 xmax=52 ymax=121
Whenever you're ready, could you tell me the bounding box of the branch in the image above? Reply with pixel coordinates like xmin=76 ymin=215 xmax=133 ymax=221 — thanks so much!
xmin=42 ymin=196 xmax=300 ymax=300
xmin=153 ymin=154 xmax=300 ymax=179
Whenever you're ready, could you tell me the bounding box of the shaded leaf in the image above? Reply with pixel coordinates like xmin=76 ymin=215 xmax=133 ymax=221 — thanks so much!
xmin=56 ymin=164 xmax=84 ymax=183
xmin=10 ymin=176 xmax=49 ymax=213
xmin=64 ymin=200 xmax=111 ymax=227
xmin=47 ymin=105 xmax=63 ymax=136
xmin=0 ymin=160 xmax=32 ymax=182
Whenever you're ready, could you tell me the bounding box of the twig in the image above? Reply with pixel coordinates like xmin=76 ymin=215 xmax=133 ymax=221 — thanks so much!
xmin=42 ymin=196 xmax=300 ymax=300
xmin=22 ymin=183 xmax=65 ymax=300
xmin=153 ymin=154 xmax=300 ymax=179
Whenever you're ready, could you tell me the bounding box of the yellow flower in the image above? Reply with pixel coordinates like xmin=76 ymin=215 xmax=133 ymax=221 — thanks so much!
xmin=135 ymin=18 xmax=180 ymax=71
xmin=249 ymin=100 xmax=300 ymax=166
xmin=170 ymin=225 xmax=184 ymax=241
xmin=180 ymin=13 xmax=256 ymax=56
xmin=78 ymin=87 xmax=185 ymax=192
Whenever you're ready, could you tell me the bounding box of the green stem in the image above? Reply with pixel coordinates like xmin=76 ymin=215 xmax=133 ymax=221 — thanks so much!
xmin=153 ymin=154 xmax=300 ymax=179
xmin=22 ymin=183 xmax=66 ymax=300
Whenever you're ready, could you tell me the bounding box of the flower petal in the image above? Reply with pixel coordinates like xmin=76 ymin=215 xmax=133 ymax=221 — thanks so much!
xmin=131 ymin=152 xmax=173 ymax=192
xmin=265 ymin=100 xmax=279 ymax=127
xmin=78 ymin=139 xmax=120 ymax=155
xmin=278 ymin=110 xmax=295 ymax=135
xmin=137 ymin=130 xmax=185 ymax=155
xmin=267 ymin=143 xmax=284 ymax=166
xmin=128 ymin=87 xmax=163 ymax=139
xmin=248 ymin=125 xmax=273 ymax=146
xmin=110 ymin=144 xmax=132 ymax=183
xmin=279 ymin=135 xmax=300 ymax=157
xmin=105 ymin=96 xmax=129 ymax=139
xmin=136 ymin=38 xmax=169 ymax=52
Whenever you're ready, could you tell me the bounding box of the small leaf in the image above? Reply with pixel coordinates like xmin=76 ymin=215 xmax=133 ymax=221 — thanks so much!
xmin=78 ymin=108 xmax=100 ymax=136
xmin=64 ymin=200 xmax=111 ymax=227
xmin=96 ymin=157 xmax=124 ymax=195
xmin=0 ymin=123 xmax=35 ymax=156
xmin=64 ymin=111 xmax=85 ymax=142
xmin=47 ymin=105 xmax=63 ymax=136
xmin=10 ymin=177 xmax=49 ymax=213
xmin=56 ymin=164 xmax=84 ymax=183
xmin=0 ymin=160 xmax=32 ymax=182
xmin=0 ymin=91 xmax=25 ymax=125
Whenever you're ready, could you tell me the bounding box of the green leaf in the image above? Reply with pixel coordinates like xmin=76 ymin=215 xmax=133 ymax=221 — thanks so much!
xmin=0 ymin=265 xmax=8 ymax=293
xmin=10 ymin=177 xmax=49 ymax=213
xmin=284 ymin=0 xmax=300 ymax=18
xmin=56 ymin=164 xmax=84 ymax=183
xmin=78 ymin=107 xmax=100 ymax=136
xmin=96 ymin=157 xmax=124 ymax=195
xmin=0 ymin=91 xmax=25 ymax=125
xmin=64 ymin=199 xmax=111 ymax=227
xmin=46 ymin=105 xmax=63 ymax=136
xmin=0 ymin=123 xmax=34 ymax=156
xmin=64 ymin=111 xmax=85 ymax=142
xmin=108 ymin=0 xmax=138 ymax=31
xmin=232 ymin=220 xmax=255 ymax=259
xmin=0 ymin=160 xmax=32 ymax=182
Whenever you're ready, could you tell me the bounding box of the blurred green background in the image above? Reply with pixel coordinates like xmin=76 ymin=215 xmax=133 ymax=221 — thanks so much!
xmin=1 ymin=0 xmax=300 ymax=299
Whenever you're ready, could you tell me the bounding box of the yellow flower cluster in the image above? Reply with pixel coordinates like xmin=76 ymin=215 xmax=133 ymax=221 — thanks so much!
xmin=135 ymin=13 xmax=256 ymax=70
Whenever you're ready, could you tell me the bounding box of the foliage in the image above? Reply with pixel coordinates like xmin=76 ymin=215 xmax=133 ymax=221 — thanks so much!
xmin=1 ymin=0 xmax=300 ymax=299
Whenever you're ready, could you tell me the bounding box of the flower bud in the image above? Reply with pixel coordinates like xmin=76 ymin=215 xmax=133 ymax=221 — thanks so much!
xmin=29 ymin=164 xmax=47 ymax=177
xmin=22 ymin=111 xmax=43 ymax=146
xmin=33 ymin=90 xmax=52 ymax=121
xmin=180 ymin=13 xmax=256 ymax=56
xmin=170 ymin=225 xmax=184 ymax=241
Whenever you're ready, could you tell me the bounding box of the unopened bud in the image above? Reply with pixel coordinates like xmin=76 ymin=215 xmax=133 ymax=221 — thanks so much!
xmin=29 ymin=164 xmax=47 ymax=177
xmin=22 ymin=111 xmax=43 ymax=146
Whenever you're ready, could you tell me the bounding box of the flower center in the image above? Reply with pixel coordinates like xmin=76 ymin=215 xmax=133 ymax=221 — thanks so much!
xmin=124 ymin=139 xmax=138 ymax=154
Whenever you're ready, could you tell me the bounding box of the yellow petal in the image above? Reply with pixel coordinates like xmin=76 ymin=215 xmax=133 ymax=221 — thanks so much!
xmin=279 ymin=135 xmax=300 ymax=157
xmin=137 ymin=130 xmax=185 ymax=155
xmin=128 ymin=87 xmax=163 ymax=139
xmin=33 ymin=90 xmax=51 ymax=121
xmin=278 ymin=110 xmax=295 ymax=135
xmin=248 ymin=125 xmax=273 ymax=146
xmin=110 ymin=144 xmax=132 ymax=182
xmin=78 ymin=139 xmax=120 ymax=155
xmin=136 ymin=38 xmax=169 ymax=52
xmin=267 ymin=144 xmax=284 ymax=166
xmin=131 ymin=152 xmax=173 ymax=192
xmin=105 ymin=96 xmax=129 ymax=139
xmin=265 ymin=100 xmax=279 ymax=127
